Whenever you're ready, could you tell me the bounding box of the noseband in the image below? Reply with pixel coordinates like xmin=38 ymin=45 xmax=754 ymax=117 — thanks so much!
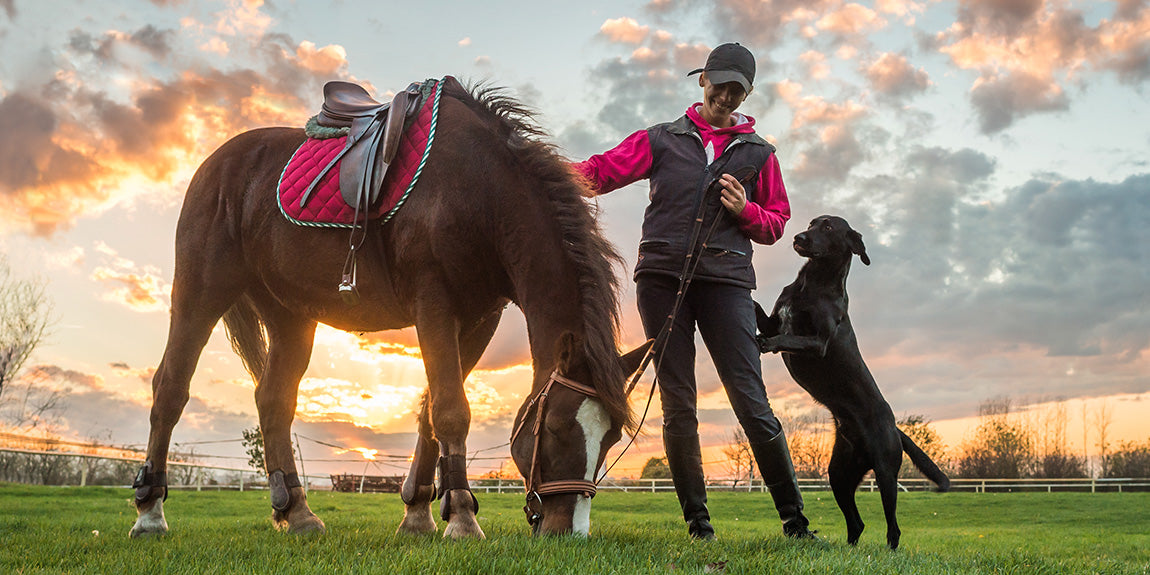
xmin=511 ymin=370 xmax=602 ymax=528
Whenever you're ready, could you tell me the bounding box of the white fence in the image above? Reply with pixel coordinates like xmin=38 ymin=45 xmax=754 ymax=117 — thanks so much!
xmin=3 ymin=448 xmax=1148 ymax=493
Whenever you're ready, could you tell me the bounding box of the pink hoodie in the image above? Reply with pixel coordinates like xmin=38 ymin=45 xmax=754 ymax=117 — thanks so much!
xmin=571 ymin=104 xmax=790 ymax=245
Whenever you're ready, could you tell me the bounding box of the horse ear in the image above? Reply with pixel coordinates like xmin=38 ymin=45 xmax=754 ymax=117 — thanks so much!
xmin=848 ymin=229 xmax=870 ymax=266
xmin=618 ymin=338 xmax=655 ymax=378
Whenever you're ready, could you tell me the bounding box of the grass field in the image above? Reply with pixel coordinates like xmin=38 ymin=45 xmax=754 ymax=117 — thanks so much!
xmin=2 ymin=484 xmax=1147 ymax=574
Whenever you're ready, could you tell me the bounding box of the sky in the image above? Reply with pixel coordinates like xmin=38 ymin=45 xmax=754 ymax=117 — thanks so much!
xmin=1 ymin=0 xmax=1148 ymax=481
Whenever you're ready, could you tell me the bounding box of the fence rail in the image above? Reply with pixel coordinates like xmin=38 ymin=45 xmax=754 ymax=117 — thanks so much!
xmin=3 ymin=448 xmax=1148 ymax=493
xmin=470 ymin=476 xmax=1150 ymax=494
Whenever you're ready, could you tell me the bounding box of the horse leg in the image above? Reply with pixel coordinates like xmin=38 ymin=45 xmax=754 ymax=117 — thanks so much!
xmin=252 ymin=307 xmax=323 ymax=534
xmin=414 ymin=305 xmax=485 ymax=539
xmin=130 ymin=281 xmax=240 ymax=537
xmin=398 ymin=308 xmax=501 ymax=535
xmin=828 ymin=432 xmax=868 ymax=546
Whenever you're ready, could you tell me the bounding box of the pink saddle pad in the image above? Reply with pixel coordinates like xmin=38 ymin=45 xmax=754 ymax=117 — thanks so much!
xmin=277 ymin=78 xmax=442 ymax=227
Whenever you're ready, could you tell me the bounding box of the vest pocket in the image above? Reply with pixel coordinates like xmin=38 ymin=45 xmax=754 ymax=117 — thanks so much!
xmin=702 ymin=246 xmax=747 ymax=258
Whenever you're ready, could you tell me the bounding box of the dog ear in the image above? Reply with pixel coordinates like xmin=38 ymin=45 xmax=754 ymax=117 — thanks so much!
xmin=848 ymin=229 xmax=870 ymax=266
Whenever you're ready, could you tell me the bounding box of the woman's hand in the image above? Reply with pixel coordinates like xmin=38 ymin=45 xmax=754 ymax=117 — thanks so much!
xmin=718 ymin=173 xmax=747 ymax=216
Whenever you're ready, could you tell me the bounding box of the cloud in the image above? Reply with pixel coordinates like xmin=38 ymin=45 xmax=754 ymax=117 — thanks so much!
xmin=864 ymin=52 xmax=931 ymax=100
xmin=0 ymin=14 xmax=354 ymax=236
xmin=808 ymin=142 xmax=1150 ymax=410
xmin=937 ymin=0 xmax=1150 ymax=132
xmin=89 ymin=243 xmax=170 ymax=312
xmin=600 ymin=17 xmax=650 ymax=44
xmin=969 ymin=70 xmax=1068 ymax=133
xmin=816 ymin=3 xmax=887 ymax=37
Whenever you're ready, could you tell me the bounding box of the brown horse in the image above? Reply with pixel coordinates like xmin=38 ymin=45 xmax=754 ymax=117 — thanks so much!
xmin=129 ymin=79 xmax=650 ymax=539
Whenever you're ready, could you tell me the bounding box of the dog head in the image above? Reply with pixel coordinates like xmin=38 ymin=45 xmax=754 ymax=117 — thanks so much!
xmin=793 ymin=215 xmax=870 ymax=265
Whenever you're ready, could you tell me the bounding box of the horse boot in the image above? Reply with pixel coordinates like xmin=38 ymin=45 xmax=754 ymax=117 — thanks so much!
xmin=663 ymin=429 xmax=715 ymax=540
xmin=751 ymin=430 xmax=816 ymax=539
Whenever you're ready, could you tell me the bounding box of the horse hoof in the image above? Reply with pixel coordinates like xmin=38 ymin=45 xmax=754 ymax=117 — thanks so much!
xmin=397 ymin=508 xmax=438 ymax=535
xmin=129 ymin=498 xmax=169 ymax=538
xmin=274 ymin=512 xmax=326 ymax=535
xmin=443 ymin=520 xmax=485 ymax=540
xmin=288 ymin=516 xmax=327 ymax=535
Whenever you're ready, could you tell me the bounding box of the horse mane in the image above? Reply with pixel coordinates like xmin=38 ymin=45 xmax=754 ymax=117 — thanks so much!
xmin=442 ymin=79 xmax=635 ymax=433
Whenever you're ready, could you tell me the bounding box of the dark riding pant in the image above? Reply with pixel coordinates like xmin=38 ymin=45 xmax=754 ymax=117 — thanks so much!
xmin=636 ymin=274 xmax=782 ymax=443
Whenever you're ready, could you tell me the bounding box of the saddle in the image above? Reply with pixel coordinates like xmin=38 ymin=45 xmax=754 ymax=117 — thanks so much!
xmin=299 ymin=81 xmax=423 ymax=212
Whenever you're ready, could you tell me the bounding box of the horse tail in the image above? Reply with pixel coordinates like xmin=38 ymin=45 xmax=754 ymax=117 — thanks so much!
xmin=221 ymin=295 xmax=268 ymax=384
xmin=899 ymin=429 xmax=951 ymax=492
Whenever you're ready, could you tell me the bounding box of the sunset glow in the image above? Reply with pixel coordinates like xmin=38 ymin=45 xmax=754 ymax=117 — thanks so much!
xmin=1 ymin=0 xmax=1146 ymax=480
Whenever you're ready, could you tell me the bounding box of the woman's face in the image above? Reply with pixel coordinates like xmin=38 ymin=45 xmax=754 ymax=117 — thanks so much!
xmin=698 ymin=73 xmax=749 ymax=127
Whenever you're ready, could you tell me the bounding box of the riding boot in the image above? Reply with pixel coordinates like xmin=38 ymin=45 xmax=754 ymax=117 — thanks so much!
xmin=663 ymin=429 xmax=715 ymax=540
xmin=751 ymin=430 xmax=816 ymax=539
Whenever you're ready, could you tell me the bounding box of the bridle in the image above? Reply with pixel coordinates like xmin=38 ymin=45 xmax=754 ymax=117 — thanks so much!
xmin=510 ymin=370 xmax=602 ymax=529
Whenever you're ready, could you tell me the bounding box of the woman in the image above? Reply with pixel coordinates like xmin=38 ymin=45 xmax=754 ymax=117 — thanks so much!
xmin=572 ymin=43 xmax=814 ymax=540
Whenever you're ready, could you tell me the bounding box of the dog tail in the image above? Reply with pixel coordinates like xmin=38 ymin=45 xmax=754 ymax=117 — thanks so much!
xmin=899 ymin=429 xmax=951 ymax=492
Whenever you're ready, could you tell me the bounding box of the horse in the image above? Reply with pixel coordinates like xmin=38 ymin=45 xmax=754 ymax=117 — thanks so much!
xmin=128 ymin=78 xmax=651 ymax=539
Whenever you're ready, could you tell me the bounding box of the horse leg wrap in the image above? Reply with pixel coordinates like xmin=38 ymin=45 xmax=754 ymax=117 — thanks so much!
xmin=269 ymin=469 xmax=302 ymax=512
xmin=437 ymin=455 xmax=478 ymax=521
xmin=132 ymin=461 xmax=168 ymax=506
xmin=401 ymin=483 xmax=437 ymax=506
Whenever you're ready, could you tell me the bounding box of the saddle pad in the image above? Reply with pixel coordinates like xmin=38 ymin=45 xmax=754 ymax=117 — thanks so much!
xmin=277 ymin=78 xmax=442 ymax=227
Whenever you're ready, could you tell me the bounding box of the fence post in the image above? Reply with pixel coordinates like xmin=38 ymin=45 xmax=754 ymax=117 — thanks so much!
xmin=197 ymin=467 xmax=203 ymax=492
xmin=239 ymin=472 xmax=245 ymax=492
xmin=80 ymin=467 xmax=88 ymax=487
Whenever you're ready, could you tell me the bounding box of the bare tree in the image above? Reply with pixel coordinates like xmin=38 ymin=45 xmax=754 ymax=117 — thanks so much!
xmin=1092 ymin=400 xmax=1114 ymax=477
xmin=0 ymin=366 xmax=65 ymax=430
xmin=1032 ymin=398 xmax=1086 ymax=478
xmin=778 ymin=407 xmax=832 ymax=479
xmin=1 ymin=255 xmax=52 ymax=400
xmin=720 ymin=427 xmax=755 ymax=486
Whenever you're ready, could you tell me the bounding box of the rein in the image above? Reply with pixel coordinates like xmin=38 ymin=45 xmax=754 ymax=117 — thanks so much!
xmin=598 ymin=166 xmax=756 ymax=481
xmin=512 ymin=168 xmax=757 ymax=528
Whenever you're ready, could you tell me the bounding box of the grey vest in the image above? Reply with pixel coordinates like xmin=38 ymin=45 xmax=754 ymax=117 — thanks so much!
xmin=636 ymin=115 xmax=775 ymax=289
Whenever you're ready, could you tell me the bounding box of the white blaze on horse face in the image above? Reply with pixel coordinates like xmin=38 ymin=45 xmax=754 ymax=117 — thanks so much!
xmin=572 ymin=397 xmax=609 ymax=536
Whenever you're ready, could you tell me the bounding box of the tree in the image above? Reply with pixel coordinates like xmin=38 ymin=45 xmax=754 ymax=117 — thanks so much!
xmin=955 ymin=397 xmax=1034 ymax=478
xmin=0 ymin=255 xmax=52 ymax=401
xmin=897 ymin=414 xmax=950 ymax=478
xmin=640 ymin=456 xmax=671 ymax=480
xmin=1104 ymin=440 xmax=1150 ymax=478
xmin=242 ymin=426 xmax=266 ymax=476
xmin=719 ymin=428 xmax=754 ymax=486
xmin=1032 ymin=399 xmax=1086 ymax=479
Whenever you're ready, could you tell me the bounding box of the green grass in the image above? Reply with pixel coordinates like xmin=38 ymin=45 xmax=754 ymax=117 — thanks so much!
xmin=2 ymin=484 xmax=1147 ymax=574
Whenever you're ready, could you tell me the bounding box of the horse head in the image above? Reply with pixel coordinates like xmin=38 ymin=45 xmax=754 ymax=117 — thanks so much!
xmin=510 ymin=333 xmax=652 ymax=536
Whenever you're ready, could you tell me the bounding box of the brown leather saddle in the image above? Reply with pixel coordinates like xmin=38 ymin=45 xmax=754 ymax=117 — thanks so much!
xmin=299 ymin=81 xmax=423 ymax=212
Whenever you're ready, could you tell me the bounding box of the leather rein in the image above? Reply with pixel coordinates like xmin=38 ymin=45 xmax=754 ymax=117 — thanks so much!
xmin=510 ymin=370 xmax=601 ymax=528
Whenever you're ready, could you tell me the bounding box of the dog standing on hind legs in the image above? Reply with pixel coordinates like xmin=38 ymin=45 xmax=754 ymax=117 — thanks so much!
xmin=755 ymin=215 xmax=949 ymax=549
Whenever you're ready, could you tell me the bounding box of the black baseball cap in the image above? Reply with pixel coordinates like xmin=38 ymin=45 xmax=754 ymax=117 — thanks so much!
xmin=688 ymin=42 xmax=755 ymax=93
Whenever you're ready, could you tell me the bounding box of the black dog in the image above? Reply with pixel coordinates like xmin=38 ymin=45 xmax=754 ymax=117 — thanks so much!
xmin=755 ymin=215 xmax=949 ymax=550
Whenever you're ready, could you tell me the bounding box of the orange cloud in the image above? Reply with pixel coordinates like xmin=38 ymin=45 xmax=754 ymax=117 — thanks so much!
xmin=865 ymin=52 xmax=932 ymax=97
xmin=816 ymin=2 xmax=887 ymax=36
xmin=600 ymin=17 xmax=649 ymax=44
xmin=937 ymin=0 xmax=1150 ymax=132
xmin=0 ymin=11 xmax=356 ymax=236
